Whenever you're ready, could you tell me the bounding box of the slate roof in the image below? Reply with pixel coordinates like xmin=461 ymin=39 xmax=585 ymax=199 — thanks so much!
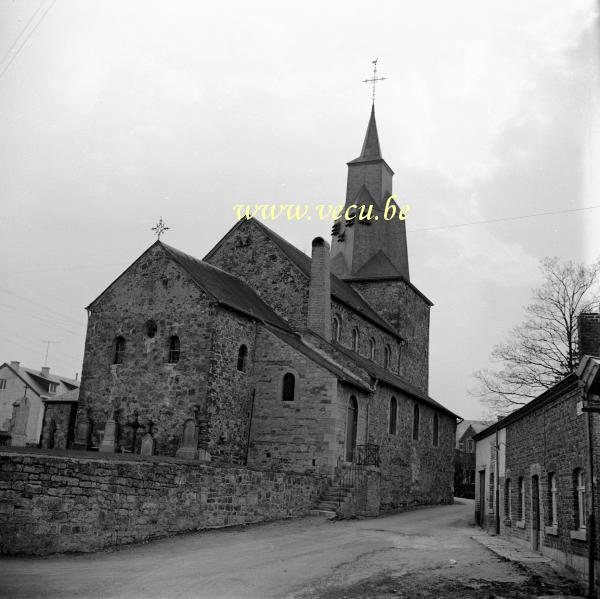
xmin=43 ymin=388 xmax=79 ymax=403
xmin=0 ymin=363 xmax=79 ymax=398
xmin=348 ymin=104 xmax=382 ymax=163
xmin=246 ymin=219 xmax=402 ymax=339
xmin=161 ymin=243 xmax=291 ymax=331
xmin=455 ymin=419 xmax=493 ymax=447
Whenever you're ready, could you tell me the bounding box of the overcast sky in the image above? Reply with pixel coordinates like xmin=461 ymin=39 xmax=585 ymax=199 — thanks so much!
xmin=0 ymin=0 xmax=598 ymax=418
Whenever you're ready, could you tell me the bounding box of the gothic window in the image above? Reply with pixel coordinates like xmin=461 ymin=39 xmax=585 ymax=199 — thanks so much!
xmin=351 ymin=328 xmax=359 ymax=352
xmin=412 ymin=404 xmax=420 ymax=441
xmin=237 ymin=344 xmax=248 ymax=372
xmin=389 ymin=397 xmax=397 ymax=435
xmin=145 ymin=320 xmax=157 ymax=338
xmin=384 ymin=345 xmax=391 ymax=369
xmin=574 ymin=469 xmax=586 ymax=529
xmin=369 ymin=338 xmax=376 ymax=360
xmin=548 ymin=473 xmax=558 ymax=527
xmin=432 ymin=413 xmax=439 ymax=447
xmin=332 ymin=314 xmax=342 ymax=342
xmin=282 ymin=372 xmax=295 ymax=402
xmin=113 ymin=336 xmax=125 ymax=364
xmin=168 ymin=335 xmax=180 ymax=363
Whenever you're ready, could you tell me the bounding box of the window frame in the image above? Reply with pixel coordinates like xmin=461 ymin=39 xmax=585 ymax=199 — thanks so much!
xmin=332 ymin=314 xmax=342 ymax=342
xmin=412 ymin=404 xmax=420 ymax=441
xmin=432 ymin=413 xmax=439 ymax=447
xmin=369 ymin=337 xmax=376 ymax=361
xmin=383 ymin=345 xmax=391 ymax=369
xmin=281 ymin=372 xmax=296 ymax=402
xmin=505 ymin=479 xmax=512 ymax=520
xmin=548 ymin=473 xmax=558 ymax=527
xmin=0 ymin=379 xmax=6 ymax=390
xmin=113 ymin=336 xmax=125 ymax=365
xmin=576 ymin=469 xmax=586 ymax=530
xmin=167 ymin=335 xmax=181 ymax=363
xmin=388 ymin=396 xmax=397 ymax=435
xmin=351 ymin=328 xmax=359 ymax=352
xmin=237 ymin=344 xmax=248 ymax=372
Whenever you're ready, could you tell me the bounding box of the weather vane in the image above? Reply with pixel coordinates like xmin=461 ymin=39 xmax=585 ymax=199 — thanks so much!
xmin=152 ymin=217 xmax=170 ymax=240
xmin=362 ymin=58 xmax=387 ymax=104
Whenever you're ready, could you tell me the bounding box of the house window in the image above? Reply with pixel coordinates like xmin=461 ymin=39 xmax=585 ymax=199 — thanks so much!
xmin=332 ymin=315 xmax=341 ymax=342
xmin=432 ymin=413 xmax=439 ymax=447
xmin=113 ymin=336 xmax=125 ymax=364
xmin=489 ymin=472 xmax=495 ymax=509
xmin=369 ymin=338 xmax=376 ymax=360
xmin=168 ymin=335 xmax=180 ymax=363
xmin=0 ymin=379 xmax=6 ymax=390
xmin=145 ymin=320 xmax=157 ymax=338
xmin=412 ymin=404 xmax=420 ymax=441
xmin=575 ymin=469 xmax=586 ymax=529
xmin=48 ymin=382 xmax=58 ymax=393
xmin=505 ymin=479 xmax=512 ymax=519
xmin=518 ymin=477 xmax=525 ymax=521
xmin=282 ymin=372 xmax=295 ymax=402
xmin=467 ymin=439 xmax=474 ymax=453
xmin=237 ymin=344 xmax=248 ymax=372
xmin=345 ymin=395 xmax=358 ymax=462
xmin=548 ymin=473 xmax=558 ymax=527
xmin=389 ymin=397 xmax=397 ymax=435
xmin=384 ymin=345 xmax=391 ymax=369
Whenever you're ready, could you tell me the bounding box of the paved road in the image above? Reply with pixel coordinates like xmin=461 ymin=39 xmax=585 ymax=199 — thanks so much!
xmin=0 ymin=499 xmax=582 ymax=598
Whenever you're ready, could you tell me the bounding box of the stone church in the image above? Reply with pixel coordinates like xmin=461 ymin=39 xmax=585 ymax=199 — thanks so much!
xmin=74 ymin=107 xmax=458 ymax=511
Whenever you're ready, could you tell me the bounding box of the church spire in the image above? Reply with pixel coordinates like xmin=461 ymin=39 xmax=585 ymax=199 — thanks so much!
xmin=359 ymin=104 xmax=382 ymax=160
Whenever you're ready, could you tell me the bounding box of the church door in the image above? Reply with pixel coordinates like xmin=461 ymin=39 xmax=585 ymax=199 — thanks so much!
xmin=345 ymin=396 xmax=358 ymax=462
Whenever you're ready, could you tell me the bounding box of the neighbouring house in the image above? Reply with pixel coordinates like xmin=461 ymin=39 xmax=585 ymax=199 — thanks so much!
xmin=0 ymin=361 xmax=79 ymax=447
xmin=67 ymin=105 xmax=459 ymax=514
xmin=455 ymin=419 xmax=492 ymax=498
xmin=473 ymin=312 xmax=600 ymax=581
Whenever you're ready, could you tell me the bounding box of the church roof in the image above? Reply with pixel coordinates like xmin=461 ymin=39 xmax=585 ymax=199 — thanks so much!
xmin=330 ymin=341 xmax=459 ymax=418
xmin=246 ymin=219 xmax=402 ymax=339
xmin=161 ymin=243 xmax=292 ymax=331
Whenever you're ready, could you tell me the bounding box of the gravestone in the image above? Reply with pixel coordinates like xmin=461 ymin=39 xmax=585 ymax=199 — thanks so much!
xmin=10 ymin=397 xmax=30 ymax=447
xmin=99 ymin=410 xmax=119 ymax=453
xmin=72 ymin=409 xmax=93 ymax=450
xmin=140 ymin=432 xmax=155 ymax=456
xmin=176 ymin=418 xmax=199 ymax=460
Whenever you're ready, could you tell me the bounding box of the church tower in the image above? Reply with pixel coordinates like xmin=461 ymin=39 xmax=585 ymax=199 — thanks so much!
xmin=330 ymin=105 xmax=410 ymax=280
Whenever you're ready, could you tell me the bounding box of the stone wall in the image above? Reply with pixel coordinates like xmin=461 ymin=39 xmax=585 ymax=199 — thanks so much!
xmin=40 ymin=402 xmax=76 ymax=450
xmin=0 ymin=450 xmax=326 ymax=556
xmin=351 ymin=279 xmax=430 ymax=393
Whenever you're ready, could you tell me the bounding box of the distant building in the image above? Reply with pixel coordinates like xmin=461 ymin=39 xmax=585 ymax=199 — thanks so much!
xmin=473 ymin=313 xmax=600 ymax=580
xmin=454 ymin=420 xmax=492 ymax=498
xmin=0 ymin=361 xmax=79 ymax=447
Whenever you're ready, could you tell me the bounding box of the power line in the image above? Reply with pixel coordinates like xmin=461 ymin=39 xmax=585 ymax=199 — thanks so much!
xmin=0 ymin=0 xmax=56 ymax=82
xmin=0 ymin=0 xmax=46 ymax=69
xmin=407 ymin=204 xmax=600 ymax=234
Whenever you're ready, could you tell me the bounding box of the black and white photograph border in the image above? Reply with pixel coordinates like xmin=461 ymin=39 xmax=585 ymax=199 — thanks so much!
xmin=0 ymin=1 xmax=598 ymax=597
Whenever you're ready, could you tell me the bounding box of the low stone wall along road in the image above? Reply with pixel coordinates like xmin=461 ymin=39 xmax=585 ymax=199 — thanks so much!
xmin=0 ymin=498 xmax=584 ymax=599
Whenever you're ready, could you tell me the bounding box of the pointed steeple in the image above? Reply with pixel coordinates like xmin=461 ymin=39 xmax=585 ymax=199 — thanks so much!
xmin=359 ymin=104 xmax=381 ymax=160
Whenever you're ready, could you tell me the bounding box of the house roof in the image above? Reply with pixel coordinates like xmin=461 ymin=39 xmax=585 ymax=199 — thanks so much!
xmin=243 ymin=219 xmax=402 ymax=339
xmin=473 ymin=373 xmax=580 ymax=442
xmin=456 ymin=419 xmax=493 ymax=441
xmin=0 ymin=363 xmax=79 ymax=398
xmin=43 ymin=388 xmax=79 ymax=403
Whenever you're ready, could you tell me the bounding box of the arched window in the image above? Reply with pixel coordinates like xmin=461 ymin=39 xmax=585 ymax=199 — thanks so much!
xmin=351 ymin=328 xmax=359 ymax=352
xmin=345 ymin=395 xmax=358 ymax=461
xmin=237 ymin=344 xmax=248 ymax=372
xmin=432 ymin=413 xmax=439 ymax=447
xmin=332 ymin=314 xmax=342 ymax=342
xmin=168 ymin=335 xmax=180 ymax=363
xmin=144 ymin=320 xmax=157 ymax=338
xmin=412 ymin=404 xmax=420 ymax=441
xmin=369 ymin=338 xmax=376 ymax=360
xmin=384 ymin=345 xmax=391 ymax=369
xmin=113 ymin=336 xmax=125 ymax=364
xmin=282 ymin=372 xmax=295 ymax=401
xmin=389 ymin=397 xmax=397 ymax=435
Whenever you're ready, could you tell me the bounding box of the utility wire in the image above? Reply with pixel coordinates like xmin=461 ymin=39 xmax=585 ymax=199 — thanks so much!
xmin=0 ymin=0 xmax=46 ymax=69
xmin=0 ymin=0 xmax=56 ymax=82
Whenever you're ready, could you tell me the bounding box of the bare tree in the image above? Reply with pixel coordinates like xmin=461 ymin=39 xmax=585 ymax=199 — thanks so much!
xmin=473 ymin=257 xmax=600 ymax=415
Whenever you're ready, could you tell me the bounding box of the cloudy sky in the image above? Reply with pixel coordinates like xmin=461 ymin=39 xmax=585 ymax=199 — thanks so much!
xmin=0 ymin=0 xmax=598 ymax=418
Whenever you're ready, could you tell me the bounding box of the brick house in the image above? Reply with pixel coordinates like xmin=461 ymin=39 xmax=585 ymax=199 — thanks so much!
xmin=454 ymin=420 xmax=491 ymax=498
xmin=474 ymin=313 xmax=600 ymax=580
xmin=0 ymin=361 xmax=79 ymax=447
xmin=72 ymin=107 xmax=458 ymax=513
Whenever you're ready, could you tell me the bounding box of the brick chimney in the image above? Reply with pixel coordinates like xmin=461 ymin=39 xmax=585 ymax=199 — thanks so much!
xmin=578 ymin=312 xmax=600 ymax=359
xmin=308 ymin=237 xmax=332 ymax=340
xmin=10 ymin=361 xmax=20 ymax=369
xmin=41 ymin=366 xmax=50 ymax=378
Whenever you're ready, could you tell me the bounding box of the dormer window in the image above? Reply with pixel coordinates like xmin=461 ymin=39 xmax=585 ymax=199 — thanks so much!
xmin=49 ymin=382 xmax=58 ymax=394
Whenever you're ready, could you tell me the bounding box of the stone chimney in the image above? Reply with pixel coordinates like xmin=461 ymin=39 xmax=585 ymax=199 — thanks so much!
xmin=578 ymin=312 xmax=600 ymax=359
xmin=10 ymin=361 xmax=20 ymax=369
xmin=307 ymin=237 xmax=332 ymax=341
xmin=41 ymin=366 xmax=50 ymax=378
